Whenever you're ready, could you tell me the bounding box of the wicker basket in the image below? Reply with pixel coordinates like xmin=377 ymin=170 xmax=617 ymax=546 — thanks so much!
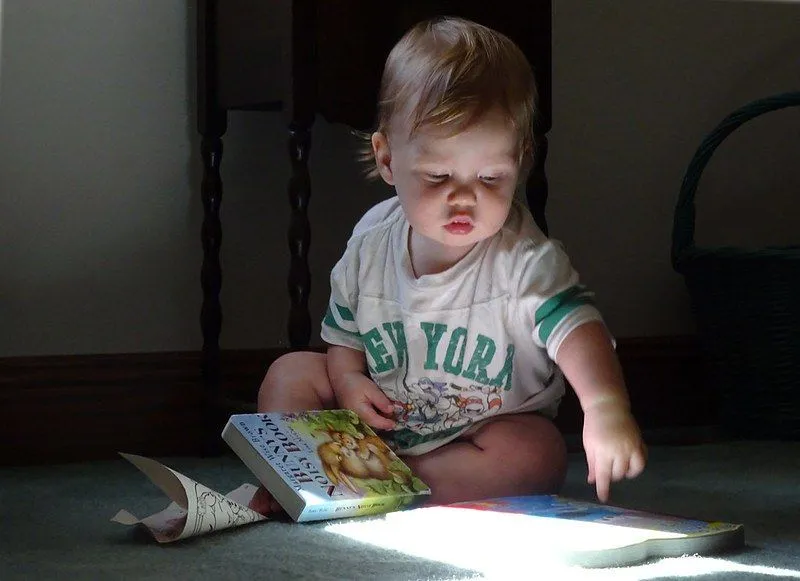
xmin=671 ymin=92 xmax=800 ymax=440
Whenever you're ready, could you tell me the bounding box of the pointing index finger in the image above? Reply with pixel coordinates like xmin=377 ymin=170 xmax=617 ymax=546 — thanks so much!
xmin=594 ymin=461 xmax=611 ymax=503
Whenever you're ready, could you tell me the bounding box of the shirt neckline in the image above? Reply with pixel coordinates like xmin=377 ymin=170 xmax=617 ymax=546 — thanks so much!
xmin=398 ymin=221 xmax=487 ymax=289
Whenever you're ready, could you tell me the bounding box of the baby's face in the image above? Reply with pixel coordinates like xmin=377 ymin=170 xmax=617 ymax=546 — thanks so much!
xmin=373 ymin=108 xmax=520 ymax=270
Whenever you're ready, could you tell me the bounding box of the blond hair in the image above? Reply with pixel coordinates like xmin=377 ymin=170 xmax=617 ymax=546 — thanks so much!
xmin=359 ymin=16 xmax=537 ymax=178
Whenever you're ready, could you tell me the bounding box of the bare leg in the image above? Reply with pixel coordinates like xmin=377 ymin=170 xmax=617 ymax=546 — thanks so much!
xmin=250 ymin=353 xmax=565 ymax=512
xmin=403 ymin=413 xmax=567 ymax=505
xmin=250 ymin=351 xmax=335 ymax=515
xmin=257 ymin=351 xmax=335 ymax=411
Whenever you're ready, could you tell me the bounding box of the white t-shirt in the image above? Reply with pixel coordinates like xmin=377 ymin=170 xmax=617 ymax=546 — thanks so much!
xmin=321 ymin=197 xmax=605 ymax=455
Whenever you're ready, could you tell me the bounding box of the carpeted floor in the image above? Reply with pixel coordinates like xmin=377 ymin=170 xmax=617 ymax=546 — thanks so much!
xmin=2 ymin=440 xmax=799 ymax=580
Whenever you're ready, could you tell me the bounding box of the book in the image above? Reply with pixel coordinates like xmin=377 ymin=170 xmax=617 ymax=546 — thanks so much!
xmin=327 ymin=495 xmax=745 ymax=569
xmin=331 ymin=494 xmax=744 ymax=568
xmin=221 ymin=410 xmax=431 ymax=522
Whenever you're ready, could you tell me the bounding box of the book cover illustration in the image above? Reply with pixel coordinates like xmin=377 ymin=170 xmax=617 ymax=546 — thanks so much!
xmin=448 ymin=495 xmax=743 ymax=538
xmin=228 ymin=410 xmax=430 ymax=519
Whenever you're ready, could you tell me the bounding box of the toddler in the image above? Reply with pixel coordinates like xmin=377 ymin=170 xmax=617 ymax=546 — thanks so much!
xmin=252 ymin=16 xmax=646 ymax=514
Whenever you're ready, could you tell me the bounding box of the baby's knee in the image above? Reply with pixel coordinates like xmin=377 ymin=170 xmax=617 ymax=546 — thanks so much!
xmin=262 ymin=351 xmax=322 ymax=384
xmin=519 ymin=416 xmax=568 ymax=490
xmin=257 ymin=351 xmax=333 ymax=412
xmin=480 ymin=414 xmax=567 ymax=490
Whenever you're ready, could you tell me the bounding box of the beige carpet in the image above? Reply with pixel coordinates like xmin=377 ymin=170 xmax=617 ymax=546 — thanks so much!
xmin=2 ymin=440 xmax=799 ymax=580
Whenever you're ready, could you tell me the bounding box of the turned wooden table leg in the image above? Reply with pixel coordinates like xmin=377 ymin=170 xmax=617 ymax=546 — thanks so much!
xmin=198 ymin=0 xmax=227 ymax=454
xmin=200 ymin=133 xmax=225 ymax=406
xmin=286 ymin=0 xmax=316 ymax=349
xmin=287 ymin=119 xmax=314 ymax=348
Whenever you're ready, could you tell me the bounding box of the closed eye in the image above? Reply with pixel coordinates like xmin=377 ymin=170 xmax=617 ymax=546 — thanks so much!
xmin=480 ymin=176 xmax=502 ymax=184
xmin=425 ymin=174 xmax=449 ymax=184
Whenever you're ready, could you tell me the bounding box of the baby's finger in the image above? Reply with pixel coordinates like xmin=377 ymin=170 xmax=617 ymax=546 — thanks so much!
xmin=358 ymin=402 xmax=396 ymax=430
xmin=368 ymin=388 xmax=396 ymax=417
xmin=611 ymin=455 xmax=629 ymax=482
xmin=365 ymin=392 xmax=396 ymax=427
xmin=586 ymin=450 xmax=596 ymax=484
xmin=627 ymin=448 xmax=647 ymax=478
xmin=594 ymin=461 xmax=611 ymax=503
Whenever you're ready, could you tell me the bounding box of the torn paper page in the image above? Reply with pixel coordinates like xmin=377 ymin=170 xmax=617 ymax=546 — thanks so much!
xmin=112 ymin=452 xmax=267 ymax=543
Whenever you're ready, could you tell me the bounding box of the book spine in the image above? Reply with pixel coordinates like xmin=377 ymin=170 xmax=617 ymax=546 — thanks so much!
xmin=297 ymin=494 xmax=420 ymax=523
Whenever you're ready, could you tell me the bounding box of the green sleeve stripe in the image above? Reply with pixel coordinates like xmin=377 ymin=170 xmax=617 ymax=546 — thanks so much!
xmin=534 ymin=284 xmax=588 ymax=326
xmin=335 ymin=303 xmax=355 ymax=322
xmin=323 ymin=306 xmax=360 ymax=338
xmin=537 ymin=296 xmax=595 ymax=344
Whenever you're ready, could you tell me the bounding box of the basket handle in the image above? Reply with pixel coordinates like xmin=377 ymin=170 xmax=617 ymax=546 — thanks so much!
xmin=671 ymin=91 xmax=800 ymax=271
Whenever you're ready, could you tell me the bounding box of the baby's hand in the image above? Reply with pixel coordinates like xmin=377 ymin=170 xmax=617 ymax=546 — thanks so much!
xmin=332 ymin=371 xmax=396 ymax=430
xmin=582 ymin=399 xmax=647 ymax=503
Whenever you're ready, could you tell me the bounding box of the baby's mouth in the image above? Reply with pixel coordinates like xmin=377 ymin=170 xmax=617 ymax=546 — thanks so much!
xmin=444 ymin=216 xmax=475 ymax=235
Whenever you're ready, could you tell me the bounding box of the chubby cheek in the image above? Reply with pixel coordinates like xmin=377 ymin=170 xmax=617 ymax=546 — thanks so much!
xmin=482 ymin=189 xmax=513 ymax=223
xmin=395 ymin=181 xmax=434 ymax=219
xmin=498 ymin=193 xmax=516 ymax=219
xmin=405 ymin=194 xmax=440 ymax=231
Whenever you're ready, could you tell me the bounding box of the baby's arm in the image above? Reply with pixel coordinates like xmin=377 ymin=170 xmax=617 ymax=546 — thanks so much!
xmin=555 ymin=321 xmax=647 ymax=502
xmin=327 ymin=345 xmax=396 ymax=430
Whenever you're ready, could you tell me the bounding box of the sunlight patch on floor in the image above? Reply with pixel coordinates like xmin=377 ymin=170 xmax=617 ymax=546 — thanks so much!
xmin=326 ymin=507 xmax=800 ymax=580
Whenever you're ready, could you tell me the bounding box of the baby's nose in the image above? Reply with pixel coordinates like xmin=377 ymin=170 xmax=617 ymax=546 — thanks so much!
xmin=447 ymin=186 xmax=477 ymax=205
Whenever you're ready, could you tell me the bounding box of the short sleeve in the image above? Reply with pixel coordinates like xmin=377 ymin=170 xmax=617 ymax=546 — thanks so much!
xmin=320 ymin=249 xmax=363 ymax=351
xmin=320 ymin=197 xmax=400 ymax=350
xmin=513 ymin=239 xmax=606 ymax=361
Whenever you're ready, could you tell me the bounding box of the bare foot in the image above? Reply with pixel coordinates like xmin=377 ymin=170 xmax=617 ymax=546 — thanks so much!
xmin=248 ymin=486 xmax=285 ymax=516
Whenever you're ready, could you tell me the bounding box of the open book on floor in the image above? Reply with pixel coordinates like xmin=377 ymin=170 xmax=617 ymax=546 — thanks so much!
xmin=326 ymin=494 xmax=745 ymax=568
xmin=222 ymin=410 xmax=431 ymax=523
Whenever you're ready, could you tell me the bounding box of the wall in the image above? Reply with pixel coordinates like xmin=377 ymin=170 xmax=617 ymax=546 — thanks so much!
xmin=0 ymin=0 xmax=798 ymax=357
xmin=1 ymin=1 xmax=198 ymax=355
xmin=550 ymin=0 xmax=800 ymax=337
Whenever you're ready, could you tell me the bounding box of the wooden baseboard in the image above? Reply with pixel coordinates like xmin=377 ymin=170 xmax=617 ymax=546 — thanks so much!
xmin=0 ymin=336 xmax=714 ymax=466
xmin=1 ymin=352 xmax=203 ymax=466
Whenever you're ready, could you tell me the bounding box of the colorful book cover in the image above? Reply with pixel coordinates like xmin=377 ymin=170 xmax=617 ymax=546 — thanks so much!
xmin=222 ymin=410 xmax=431 ymax=522
xmin=346 ymin=495 xmax=745 ymax=568
xmin=449 ymin=495 xmax=743 ymax=538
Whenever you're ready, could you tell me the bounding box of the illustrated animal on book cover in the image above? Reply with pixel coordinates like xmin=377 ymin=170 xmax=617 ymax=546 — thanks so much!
xmin=281 ymin=410 xmax=428 ymax=498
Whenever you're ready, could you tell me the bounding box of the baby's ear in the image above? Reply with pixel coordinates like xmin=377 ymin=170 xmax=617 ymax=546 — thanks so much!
xmin=371 ymin=132 xmax=394 ymax=185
